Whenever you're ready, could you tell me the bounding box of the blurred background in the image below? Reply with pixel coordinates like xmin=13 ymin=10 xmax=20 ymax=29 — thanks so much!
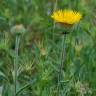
xmin=0 ymin=0 xmax=96 ymax=96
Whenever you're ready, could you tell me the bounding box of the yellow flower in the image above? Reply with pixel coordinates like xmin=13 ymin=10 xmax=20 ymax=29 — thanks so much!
xmin=51 ymin=9 xmax=82 ymax=25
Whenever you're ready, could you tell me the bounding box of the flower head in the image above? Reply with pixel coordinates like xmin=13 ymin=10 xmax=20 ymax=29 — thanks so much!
xmin=51 ymin=9 xmax=82 ymax=26
xmin=11 ymin=24 xmax=26 ymax=35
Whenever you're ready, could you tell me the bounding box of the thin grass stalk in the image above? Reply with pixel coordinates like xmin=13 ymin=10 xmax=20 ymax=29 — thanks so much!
xmin=16 ymin=79 xmax=36 ymax=96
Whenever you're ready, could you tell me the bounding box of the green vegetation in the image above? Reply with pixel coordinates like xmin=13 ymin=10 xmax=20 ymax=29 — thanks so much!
xmin=0 ymin=0 xmax=96 ymax=96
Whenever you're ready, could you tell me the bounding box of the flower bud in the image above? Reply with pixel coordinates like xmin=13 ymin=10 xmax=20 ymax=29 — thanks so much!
xmin=11 ymin=24 xmax=26 ymax=35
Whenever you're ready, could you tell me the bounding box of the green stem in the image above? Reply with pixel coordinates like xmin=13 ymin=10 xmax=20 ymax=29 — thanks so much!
xmin=14 ymin=35 xmax=20 ymax=96
xmin=58 ymin=34 xmax=66 ymax=96
xmin=61 ymin=35 xmax=66 ymax=71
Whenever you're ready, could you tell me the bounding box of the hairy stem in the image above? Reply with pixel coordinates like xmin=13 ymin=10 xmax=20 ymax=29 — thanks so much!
xmin=60 ymin=34 xmax=66 ymax=74
xmin=14 ymin=35 xmax=20 ymax=96
xmin=58 ymin=34 xmax=66 ymax=96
